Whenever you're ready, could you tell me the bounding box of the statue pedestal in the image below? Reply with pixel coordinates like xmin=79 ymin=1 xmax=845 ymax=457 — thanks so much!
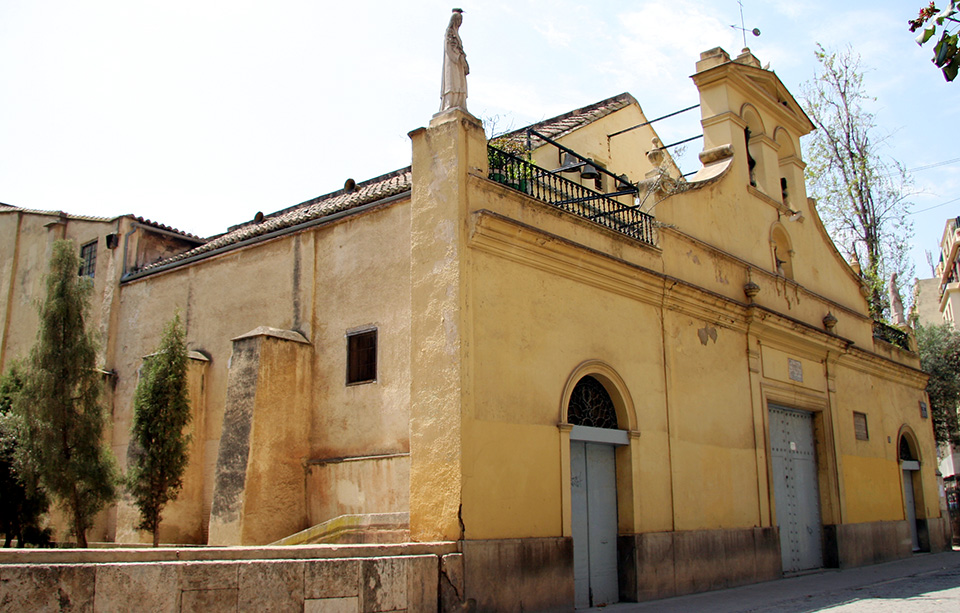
xmin=431 ymin=106 xmax=482 ymax=129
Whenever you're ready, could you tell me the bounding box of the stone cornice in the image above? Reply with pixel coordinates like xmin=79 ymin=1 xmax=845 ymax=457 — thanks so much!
xmin=470 ymin=209 xmax=925 ymax=384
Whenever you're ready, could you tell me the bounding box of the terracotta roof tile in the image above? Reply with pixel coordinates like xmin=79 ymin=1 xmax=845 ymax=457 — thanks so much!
xmin=135 ymin=217 xmax=205 ymax=242
xmin=498 ymin=92 xmax=636 ymax=148
xmin=133 ymin=94 xmax=633 ymax=276
xmin=0 ymin=204 xmax=114 ymax=223
xmin=0 ymin=204 xmax=202 ymax=242
xmin=138 ymin=167 xmax=412 ymax=273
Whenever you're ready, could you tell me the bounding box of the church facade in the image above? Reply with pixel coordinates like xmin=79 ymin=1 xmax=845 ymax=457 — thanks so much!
xmin=0 ymin=47 xmax=948 ymax=610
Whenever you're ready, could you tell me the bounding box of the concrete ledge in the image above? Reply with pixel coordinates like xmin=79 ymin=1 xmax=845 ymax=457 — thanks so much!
xmin=231 ymin=326 xmax=309 ymax=344
xmin=619 ymin=527 xmax=781 ymax=602
xmin=462 ymin=537 xmax=573 ymax=612
xmin=0 ymin=541 xmax=458 ymax=565
xmin=272 ymin=513 xmax=410 ymax=546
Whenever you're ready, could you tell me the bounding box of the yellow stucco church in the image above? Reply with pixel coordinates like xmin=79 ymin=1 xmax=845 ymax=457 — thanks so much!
xmin=0 ymin=46 xmax=948 ymax=610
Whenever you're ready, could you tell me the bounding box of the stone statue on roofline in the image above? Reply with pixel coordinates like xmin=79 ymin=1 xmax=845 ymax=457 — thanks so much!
xmin=440 ymin=8 xmax=469 ymax=112
xmin=889 ymin=272 xmax=906 ymax=327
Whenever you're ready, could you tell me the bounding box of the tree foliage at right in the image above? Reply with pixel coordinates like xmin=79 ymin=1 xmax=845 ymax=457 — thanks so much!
xmin=0 ymin=365 xmax=49 ymax=547
xmin=13 ymin=240 xmax=119 ymax=547
xmin=127 ymin=313 xmax=192 ymax=547
xmin=910 ymin=2 xmax=960 ymax=81
xmin=916 ymin=324 xmax=960 ymax=447
xmin=802 ymin=46 xmax=914 ymax=320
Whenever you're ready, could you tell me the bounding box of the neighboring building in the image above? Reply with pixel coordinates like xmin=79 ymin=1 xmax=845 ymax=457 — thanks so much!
xmin=0 ymin=47 xmax=948 ymax=610
xmin=0 ymin=205 xmax=205 ymax=379
xmin=914 ymin=216 xmax=960 ymax=534
xmin=936 ymin=217 xmax=960 ymax=326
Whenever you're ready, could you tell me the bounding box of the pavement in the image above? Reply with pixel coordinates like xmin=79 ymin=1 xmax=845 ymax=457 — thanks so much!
xmin=588 ymin=549 xmax=960 ymax=612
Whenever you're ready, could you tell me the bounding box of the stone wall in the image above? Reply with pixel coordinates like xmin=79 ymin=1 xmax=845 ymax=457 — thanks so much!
xmin=824 ymin=517 xmax=953 ymax=569
xmin=618 ymin=527 xmax=782 ymax=602
xmin=0 ymin=544 xmax=464 ymax=613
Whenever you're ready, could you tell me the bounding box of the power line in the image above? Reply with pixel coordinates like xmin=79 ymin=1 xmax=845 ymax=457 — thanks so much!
xmin=906 ymin=156 xmax=960 ymax=173
xmin=908 ymin=196 xmax=960 ymax=215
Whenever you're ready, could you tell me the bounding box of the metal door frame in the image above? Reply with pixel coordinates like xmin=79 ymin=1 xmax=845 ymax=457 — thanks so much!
xmin=571 ymin=425 xmax=627 ymax=609
xmin=768 ymin=404 xmax=824 ymax=573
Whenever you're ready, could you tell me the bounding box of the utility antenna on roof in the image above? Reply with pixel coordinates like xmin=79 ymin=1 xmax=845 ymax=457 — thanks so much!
xmin=730 ymin=1 xmax=760 ymax=48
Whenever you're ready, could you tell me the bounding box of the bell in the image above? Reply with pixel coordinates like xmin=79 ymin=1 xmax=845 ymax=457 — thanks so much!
xmin=580 ymin=163 xmax=600 ymax=180
xmin=559 ymin=152 xmax=581 ymax=173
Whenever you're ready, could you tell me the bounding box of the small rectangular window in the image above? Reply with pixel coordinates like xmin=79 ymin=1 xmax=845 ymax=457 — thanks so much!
xmin=79 ymin=240 xmax=97 ymax=278
xmin=346 ymin=328 xmax=377 ymax=385
xmin=853 ymin=411 xmax=869 ymax=441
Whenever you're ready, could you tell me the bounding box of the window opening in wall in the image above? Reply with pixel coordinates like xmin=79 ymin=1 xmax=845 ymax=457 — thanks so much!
xmin=899 ymin=435 xmax=917 ymax=461
xmin=744 ymin=127 xmax=757 ymax=187
xmin=346 ymin=328 xmax=377 ymax=385
xmin=79 ymin=240 xmax=97 ymax=278
xmin=853 ymin=411 xmax=869 ymax=441
xmin=771 ymin=226 xmax=794 ymax=280
xmin=568 ymin=375 xmax=618 ymax=429
xmin=780 ymin=177 xmax=789 ymax=205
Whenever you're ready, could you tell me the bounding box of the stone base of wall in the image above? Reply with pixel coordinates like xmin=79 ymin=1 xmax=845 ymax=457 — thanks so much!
xmin=0 ymin=544 xmax=465 ymax=613
xmin=461 ymin=537 xmax=573 ymax=612
xmin=926 ymin=515 xmax=952 ymax=553
xmin=618 ymin=527 xmax=781 ymax=602
xmin=823 ymin=520 xmax=912 ymax=568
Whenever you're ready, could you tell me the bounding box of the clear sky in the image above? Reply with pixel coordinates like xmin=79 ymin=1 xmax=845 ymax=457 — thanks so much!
xmin=1 ymin=1 xmax=956 ymax=281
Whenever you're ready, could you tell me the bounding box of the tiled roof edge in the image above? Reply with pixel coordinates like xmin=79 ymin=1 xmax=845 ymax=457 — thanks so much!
xmin=499 ymin=92 xmax=635 ymax=143
xmin=228 ymin=166 xmax=413 ymax=233
xmin=134 ymin=217 xmax=206 ymax=242
xmin=127 ymin=167 xmax=412 ymax=278
xmin=0 ymin=204 xmax=115 ymax=224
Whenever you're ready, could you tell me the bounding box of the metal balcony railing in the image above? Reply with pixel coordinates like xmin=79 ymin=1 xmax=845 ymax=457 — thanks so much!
xmin=873 ymin=321 xmax=911 ymax=351
xmin=487 ymin=146 xmax=657 ymax=247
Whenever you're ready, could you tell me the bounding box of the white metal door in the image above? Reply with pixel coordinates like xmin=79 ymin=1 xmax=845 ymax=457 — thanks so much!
xmin=902 ymin=468 xmax=920 ymax=551
xmin=571 ymin=440 xmax=619 ymax=608
xmin=769 ymin=405 xmax=823 ymax=572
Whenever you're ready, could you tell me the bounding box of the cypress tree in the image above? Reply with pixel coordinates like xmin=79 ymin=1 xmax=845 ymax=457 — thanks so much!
xmin=127 ymin=313 xmax=191 ymax=547
xmin=14 ymin=240 xmax=118 ymax=547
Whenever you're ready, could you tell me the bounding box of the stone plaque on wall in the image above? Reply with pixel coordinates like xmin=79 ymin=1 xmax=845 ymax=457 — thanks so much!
xmin=920 ymin=401 xmax=928 ymax=419
xmin=788 ymin=358 xmax=803 ymax=382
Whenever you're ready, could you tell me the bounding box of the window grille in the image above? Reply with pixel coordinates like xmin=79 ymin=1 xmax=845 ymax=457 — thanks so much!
xmin=568 ymin=376 xmax=618 ymax=429
xmin=79 ymin=240 xmax=97 ymax=278
xmin=346 ymin=329 xmax=377 ymax=384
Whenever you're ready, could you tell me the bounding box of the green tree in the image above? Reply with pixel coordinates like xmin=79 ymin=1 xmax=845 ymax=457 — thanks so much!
xmin=0 ymin=365 xmax=50 ymax=547
xmin=127 ymin=313 xmax=191 ymax=547
xmin=916 ymin=323 xmax=960 ymax=447
xmin=910 ymin=2 xmax=960 ymax=81
xmin=13 ymin=240 xmax=118 ymax=547
xmin=802 ymin=46 xmax=914 ymax=319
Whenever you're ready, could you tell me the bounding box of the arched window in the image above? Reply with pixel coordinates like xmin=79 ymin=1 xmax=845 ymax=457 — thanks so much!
xmin=771 ymin=224 xmax=794 ymax=279
xmin=774 ymin=128 xmax=797 ymax=207
xmin=741 ymin=105 xmax=765 ymax=189
xmin=899 ymin=434 xmax=917 ymax=461
xmin=568 ymin=375 xmax=618 ymax=429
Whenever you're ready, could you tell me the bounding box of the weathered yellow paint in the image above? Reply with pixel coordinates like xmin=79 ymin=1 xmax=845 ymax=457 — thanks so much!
xmin=0 ymin=46 xmax=942 ymax=564
xmin=841 ymin=455 xmax=904 ymax=523
xmin=461 ymin=421 xmax=563 ymax=539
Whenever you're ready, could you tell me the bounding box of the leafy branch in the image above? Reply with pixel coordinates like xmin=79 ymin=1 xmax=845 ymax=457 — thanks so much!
xmin=910 ymin=2 xmax=960 ymax=81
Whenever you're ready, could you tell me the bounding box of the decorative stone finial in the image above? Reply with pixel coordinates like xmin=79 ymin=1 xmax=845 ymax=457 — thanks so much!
xmin=440 ymin=9 xmax=469 ymax=112
xmin=647 ymin=138 xmax=664 ymax=167
xmin=823 ymin=312 xmax=838 ymax=331
xmin=744 ymin=281 xmax=760 ymax=301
